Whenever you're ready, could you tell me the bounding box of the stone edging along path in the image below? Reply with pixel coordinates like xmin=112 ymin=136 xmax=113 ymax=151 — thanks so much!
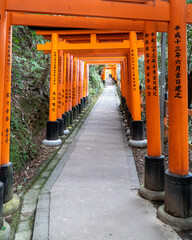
xmin=12 ymin=93 xmax=102 ymax=240
xmin=32 ymin=87 xmax=141 ymax=240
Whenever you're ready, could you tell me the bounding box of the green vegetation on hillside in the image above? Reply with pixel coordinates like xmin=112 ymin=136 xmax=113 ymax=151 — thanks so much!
xmin=11 ymin=26 xmax=104 ymax=171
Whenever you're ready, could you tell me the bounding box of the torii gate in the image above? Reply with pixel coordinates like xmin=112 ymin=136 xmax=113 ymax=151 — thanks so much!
xmin=0 ymin=0 xmax=191 ymax=234
xmin=105 ymin=65 xmax=118 ymax=82
xmin=36 ymin=31 xmax=145 ymax=147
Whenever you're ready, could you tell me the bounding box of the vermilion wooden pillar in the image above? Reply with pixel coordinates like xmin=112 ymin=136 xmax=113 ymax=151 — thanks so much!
xmin=120 ymin=62 xmax=126 ymax=111
xmin=83 ymin=62 xmax=88 ymax=106
xmin=62 ymin=53 xmax=68 ymax=132
xmin=65 ymin=53 xmax=70 ymax=128
xmin=86 ymin=63 xmax=89 ymax=104
xmin=80 ymin=61 xmax=84 ymax=110
xmin=69 ymin=55 xmax=74 ymax=125
xmin=78 ymin=60 xmax=83 ymax=113
xmin=139 ymin=22 xmax=165 ymax=201
xmin=0 ymin=3 xmax=11 ymax=234
xmin=0 ymin=0 xmax=6 ymax=172
xmin=43 ymin=33 xmax=61 ymax=146
xmin=0 ymin=12 xmax=14 ymax=205
xmin=129 ymin=32 xmax=146 ymax=147
xmin=72 ymin=57 xmax=78 ymax=119
xmin=76 ymin=59 xmax=80 ymax=116
xmin=124 ymin=58 xmax=130 ymax=111
xmin=57 ymin=48 xmax=64 ymax=136
xmin=123 ymin=57 xmax=131 ymax=126
xmin=158 ymin=0 xmax=192 ymax=228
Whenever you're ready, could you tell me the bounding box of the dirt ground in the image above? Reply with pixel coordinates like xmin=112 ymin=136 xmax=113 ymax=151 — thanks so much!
xmin=132 ymin=142 xmax=192 ymax=185
xmin=13 ymin=128 xmax=58 ymax=194
xmin=131 ymin=135 xmax=192 ymax=240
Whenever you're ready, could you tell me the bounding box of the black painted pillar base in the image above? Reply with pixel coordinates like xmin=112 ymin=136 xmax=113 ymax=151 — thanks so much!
xmin=69 ymin=110 xmax=73 ymax=125
xmin=72 ymin=106 xmax=77 ymax=119
xmin=131 ymin=120 xmax=144 ymax=140
xmin=81 ymin=98 xmax=84 ymax=109
xmin=125 ymin=106 xmax=130 ymax=122
xmin=62 ymin=113 xmax=67 ymax=130
xmin=129 ymin=120 xmax=147 ymax=148
xmin=121 ymin=97 xmax=126 ymax=112
xmin=165 ymin=171 xmax=192 ymax=218
xmin=144 ymin=155 xmax=165 ymax=191
xmin=43 ymin=121 xmax=62 ymax=146
xmin=83 ymin=97 xmax=86 ymax=108
xmin=57 ymin=118 xmax=64 ymax=136
xmin=76 ymin=105 xmax=80 ymax=117
xmin=0 ymin=182 xmax=3 ymax=228
xmin=65 ymin=112 xmax=70 ymax=128
xmin=0 ymin=163 xmax=13 ymax=203
xmin=127 ymin=112 xmax=132 ymax=128
xmin=78 ymin=103 xmax=82 ymax=114
xmin=46 ymin=121 xmax=59 ymax=140
xmin=157 ymin=171 xmax=192 ymax=230
xmin=139 ymin=155 xmax=165 ymax=201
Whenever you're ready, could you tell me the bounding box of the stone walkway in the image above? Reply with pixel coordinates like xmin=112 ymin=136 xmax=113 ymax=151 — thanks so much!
xmin=33 ymin=83 xmax=181 ymax=240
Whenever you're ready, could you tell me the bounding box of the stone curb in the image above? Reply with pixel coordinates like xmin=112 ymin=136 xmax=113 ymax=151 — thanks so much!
xmin=32 ymin=94 xmax=103 ymax=240
xmin=139 ymin=184 xmax=165 ymax=201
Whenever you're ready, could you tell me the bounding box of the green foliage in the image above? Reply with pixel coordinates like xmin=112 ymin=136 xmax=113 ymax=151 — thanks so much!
xmin=10 ymin=26 xmax=50 ymax=171
xmin=12 ymin=26 xmax=50 ymax=93
xmin=89 ymin=65 xmax=104 ymax=99
xmin=138 ymin=55 xmax=145 ymax=88
xmin=10 ymin=105 xmax=37 ymax=171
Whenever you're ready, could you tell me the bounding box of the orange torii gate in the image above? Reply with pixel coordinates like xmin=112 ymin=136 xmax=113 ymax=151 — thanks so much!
xmin=105 ymin=65 xmax=118 ymax=82
xmin=0 ymin=0 xmax=191 ymax=235
xmin=36 ymin=31 xmax=145 ymax=147
xmin=75 ymin=49 xmax=146 ymax=149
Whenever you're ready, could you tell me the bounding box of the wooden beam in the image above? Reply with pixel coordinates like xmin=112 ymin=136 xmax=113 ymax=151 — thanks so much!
xmin=41 ymin=32 xmax=144 ymax=42
xmin=78 ymin=56 xmax=125 ymax=60
xmin=43 ymin=50 xmax=144 ymax=57
xmin=37 ymin=39 xmax=144 ymax=51
xmin=6 ymin=0 xmax=170 ymax=22
xmin=102 ymin=0 xmax=153 ymax=3
xmin=36 ymin=29 xmax=132 ymax=36
xmin=87 ymin=61 xmax=122 ymax=64
xmin=11 ymin=13 xmax=168 ymax=31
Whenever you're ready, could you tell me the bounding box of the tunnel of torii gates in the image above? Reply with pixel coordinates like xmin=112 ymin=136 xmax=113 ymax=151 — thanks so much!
xmin=0 ymin=0 xmax=192 ymax=236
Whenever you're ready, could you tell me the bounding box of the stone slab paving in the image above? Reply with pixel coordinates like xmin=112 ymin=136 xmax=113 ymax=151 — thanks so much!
xmin=36 ymin=85 xmax=181 ymax=240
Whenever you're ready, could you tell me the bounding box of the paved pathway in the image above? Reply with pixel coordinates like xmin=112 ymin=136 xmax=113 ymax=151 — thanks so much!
xmin=35 ymin=84 xmax=181 ymax=240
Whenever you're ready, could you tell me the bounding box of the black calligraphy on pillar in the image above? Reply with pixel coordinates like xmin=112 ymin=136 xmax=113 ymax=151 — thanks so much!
xmin=72 ymin=60 xmax=76 ymax=101
xmin=69 ymin=57 xmax=72 ymax=104
xmin=57 ymin=54 xmax=62 ymax=110
xmin=62 ymin=54 xmax=65 ymax=110
xmin=83 ymin=66 xmax=86 ymax=95
xmin=76 ymin=61 xmax=79 ymax=104
xmin=126 ymin=59 xmax=130 ymax=86
xmin=4 ymin=26 xmax=12 ymax=145
xmin=131 ymin=50 xmax=136 ymax=91
xmin=51 ymin=51 xmax=57 ymax=114
xmin=78 ymin=63 xmax=81 ymax=100
xmin=174 ymin=25 xmax=182 ymax=99
xmin=52 ymin=91 xmax=56 ymax=113
xmin=65 ymin=56 xmax=69 ymax=104
xmin=144 ymin=33 xmax=151 ymax=97
xmin=151 ymin=32 xmax=158 ymax=97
